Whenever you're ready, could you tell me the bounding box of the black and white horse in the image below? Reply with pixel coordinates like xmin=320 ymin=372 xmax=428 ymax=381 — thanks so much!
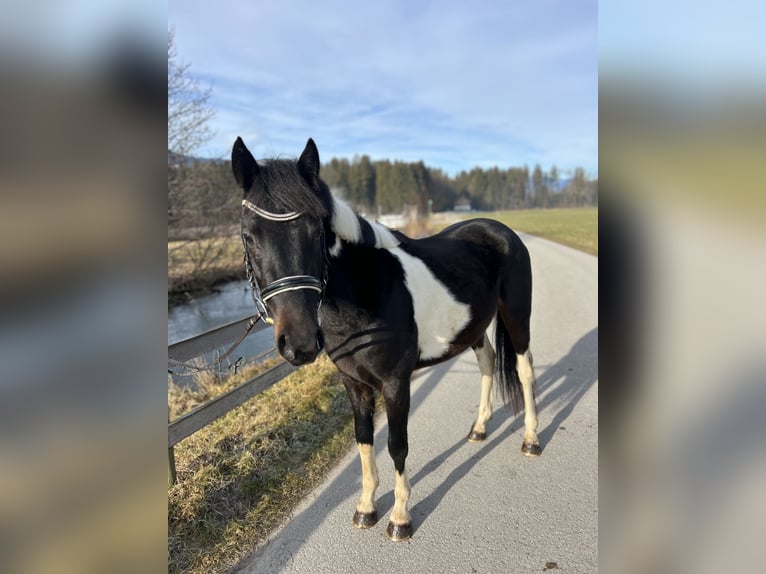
xmin=232 ymin=137 xmax=540 ymax=541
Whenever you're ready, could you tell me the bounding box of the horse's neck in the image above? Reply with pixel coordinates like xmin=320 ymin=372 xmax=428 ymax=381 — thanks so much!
xmin=325 ymin=238 xmax=386 ymax=295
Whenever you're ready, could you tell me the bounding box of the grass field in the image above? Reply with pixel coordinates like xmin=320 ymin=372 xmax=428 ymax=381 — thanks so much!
xmin=455 ymin=207 xmax=598 ymax=256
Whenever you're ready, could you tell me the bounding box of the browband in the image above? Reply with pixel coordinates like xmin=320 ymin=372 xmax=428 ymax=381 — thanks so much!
xmin=242 ymin=199 xmax=302 ymax=221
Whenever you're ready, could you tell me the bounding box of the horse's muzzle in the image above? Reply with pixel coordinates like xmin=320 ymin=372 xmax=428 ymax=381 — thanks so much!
xmin=277 ymin=328 xmax=324 ymax=366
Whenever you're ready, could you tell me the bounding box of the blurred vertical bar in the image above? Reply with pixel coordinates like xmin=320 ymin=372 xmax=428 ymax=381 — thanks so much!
xmin=600 ymin=1 xmax=766 ymax=573
xmin=168 ymin=407 xmax=177 ymax=487
xmin=0 ymin=1 xmax=167 ymax=573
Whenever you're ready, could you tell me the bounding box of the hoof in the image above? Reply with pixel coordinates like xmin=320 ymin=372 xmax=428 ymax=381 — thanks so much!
xmin=386 ymin=521 xmax=413 ymax=541
xmin=352 ymin=510 xmax=378 ymax=529
xmin=521 ymin=442 xmax=542 ymax=457
xmin=467 ymin=426 xmax=487 ymax=442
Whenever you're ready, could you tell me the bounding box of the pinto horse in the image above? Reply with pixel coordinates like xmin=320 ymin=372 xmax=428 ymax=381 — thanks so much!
xmin=232 ymin=137 xmax=540 ymax=541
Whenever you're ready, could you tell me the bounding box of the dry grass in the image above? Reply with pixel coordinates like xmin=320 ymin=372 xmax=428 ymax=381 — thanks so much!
xmin=168 ymin=355 xmax=355 ymax=574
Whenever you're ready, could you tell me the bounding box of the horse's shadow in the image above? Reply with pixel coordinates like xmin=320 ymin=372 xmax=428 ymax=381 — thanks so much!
xmin=394 ymin=327 xmax=599 ymax=532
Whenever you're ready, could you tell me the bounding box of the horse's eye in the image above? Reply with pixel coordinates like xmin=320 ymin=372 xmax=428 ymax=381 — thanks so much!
xmin=242 ymin=233 xmax=254 ymax=245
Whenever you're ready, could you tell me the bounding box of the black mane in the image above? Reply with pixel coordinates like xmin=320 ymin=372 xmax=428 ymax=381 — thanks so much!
xmin=248 ymin=159 xmax=332 ymax=218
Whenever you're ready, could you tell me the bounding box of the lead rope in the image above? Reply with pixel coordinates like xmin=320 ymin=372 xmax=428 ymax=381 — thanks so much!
xmin=167 ymin=315 xmax=264 ymax=374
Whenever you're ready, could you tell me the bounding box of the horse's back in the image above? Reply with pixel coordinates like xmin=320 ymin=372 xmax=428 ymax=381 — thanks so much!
xmin=401 ymin=217 xmax=529 ymax=268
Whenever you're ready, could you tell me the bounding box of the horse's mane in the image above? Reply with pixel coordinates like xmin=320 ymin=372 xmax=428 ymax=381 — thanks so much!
xmin=247 ymin=158 xmax=400 ymax=251
xmin=250 ymin=159 xmax=331 ymax=218
xmin=330 ymin=196 xmax=400 ymax=251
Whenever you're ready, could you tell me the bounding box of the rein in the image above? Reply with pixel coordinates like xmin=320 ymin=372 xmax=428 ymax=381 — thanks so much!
xmin=167 ymin=315 xmax=264 ymax=374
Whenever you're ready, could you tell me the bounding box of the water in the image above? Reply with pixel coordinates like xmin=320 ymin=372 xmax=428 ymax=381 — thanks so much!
xmin=168 ymin=280 xmax=276 ymax=386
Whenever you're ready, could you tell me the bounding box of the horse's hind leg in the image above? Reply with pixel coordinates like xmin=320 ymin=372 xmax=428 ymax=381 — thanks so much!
xmin=468 ymin=333 xmax=495 ymax=442
xmin=341 ymin=376 xmax=380 ymax=529
xmin=498 ymin=302 xmax=541 ymax=456
xmin=516 ymin=348 xmax=541 ymax=456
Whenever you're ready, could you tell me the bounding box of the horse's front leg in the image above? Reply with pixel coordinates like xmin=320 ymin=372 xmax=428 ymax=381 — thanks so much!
xmin=383 ymin=382 xmax=412 ymax=541
xmin=342 ymin=377 xmax=379 ymax=528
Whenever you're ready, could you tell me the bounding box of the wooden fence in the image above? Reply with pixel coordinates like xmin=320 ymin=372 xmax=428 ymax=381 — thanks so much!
xmin=167 ymin=315 xmax=296 ymax=485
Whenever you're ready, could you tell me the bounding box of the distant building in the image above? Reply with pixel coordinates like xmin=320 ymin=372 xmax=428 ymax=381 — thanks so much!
xmin=453 ymin=196 xmax=472 ymax=212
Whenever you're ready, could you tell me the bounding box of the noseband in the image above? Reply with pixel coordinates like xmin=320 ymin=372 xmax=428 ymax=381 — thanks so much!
xmin=241 ymin=199 xmax=327 ymax=323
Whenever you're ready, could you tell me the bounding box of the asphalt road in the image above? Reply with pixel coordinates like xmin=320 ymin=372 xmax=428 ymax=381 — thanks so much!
xmin=236 ymin=234 xmax=598 ymax=573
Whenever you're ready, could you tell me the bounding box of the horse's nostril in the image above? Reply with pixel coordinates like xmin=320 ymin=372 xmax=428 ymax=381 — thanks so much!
xmin=277 ymin=333 xmax=295 ymax=361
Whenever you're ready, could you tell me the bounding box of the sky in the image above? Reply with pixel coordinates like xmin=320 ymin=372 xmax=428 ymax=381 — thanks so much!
xmin=599 ymin=1 xmax=766 ymax=93
xmin=169 ymin=0 xmax=598 ymax=177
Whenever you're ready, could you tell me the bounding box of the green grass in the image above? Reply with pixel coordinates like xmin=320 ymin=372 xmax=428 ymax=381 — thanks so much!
xmin=458 ymin=208 xmax=598 ymax=256
xmin=168 ymin=356 xmax=356 ymax=574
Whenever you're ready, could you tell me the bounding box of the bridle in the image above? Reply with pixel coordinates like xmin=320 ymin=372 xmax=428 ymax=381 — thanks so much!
xmin=241 ymin=199 xmax=328 ymax=325
xmin=166 ymin=199 xmax=327 ymax=376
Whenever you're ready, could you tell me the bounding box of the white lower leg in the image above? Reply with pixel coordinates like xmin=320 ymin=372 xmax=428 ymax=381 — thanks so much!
xmin=472 ymin=335 xmax=496 ymax=434
xmin=390 ymin=470 xmax=411 ymax=525
xmin=473 ymin=374 xmax=494 ymax=434
xmin=517 ymin=350 xmax=539 ymax=445
xmin=356 ymin=443 xmax=379 ymax=514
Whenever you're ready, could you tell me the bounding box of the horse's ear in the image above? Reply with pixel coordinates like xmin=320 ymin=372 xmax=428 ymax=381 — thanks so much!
xmin=297 ymin=137 xmax=320 ymax=182
xmin=231 ymin=137 xmax=259 ymax=191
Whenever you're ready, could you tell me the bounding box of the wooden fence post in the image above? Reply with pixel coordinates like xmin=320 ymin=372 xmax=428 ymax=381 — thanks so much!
xmin=168 ymin=407 xmax=177 ymax=487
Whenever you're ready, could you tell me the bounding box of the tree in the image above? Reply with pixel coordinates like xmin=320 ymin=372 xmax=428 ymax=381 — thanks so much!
xmin=322 ymin=157 xmax=351 ymax=197
xmin=516 ymin=167 xmax=531 ymax=208
xmin=373 ymin=160 xmax=391 ymax=214
xmin=570 ymin=167 xmax=588 ymax=207
xmin=426 ymin=168 xmax=457 ymax=212
xmin=549 ymin=165 xmax=559 ymax=193
xmin=348 ymin=155 xmax=376 ymax=212
xmin=168 ymin=31 xmax=233 ymax=282
xmin=168 ymin=29 xmax=216 ymax=229
xmin=485 ymin=167 xmax=505 ymax=210
xmin=168 ymin=30 xmax=214 ymax=157
xmin=465 ymin=168 xmax=488 ymax=210
xmin=532 ymin=164 xmax=548 ymax=209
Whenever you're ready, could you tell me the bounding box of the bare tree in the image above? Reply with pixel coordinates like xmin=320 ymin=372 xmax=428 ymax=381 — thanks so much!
xmin=168 ymin=30 xmax=214 ymax=158
xmin=168 ymin=31 xmax=238 ymax=295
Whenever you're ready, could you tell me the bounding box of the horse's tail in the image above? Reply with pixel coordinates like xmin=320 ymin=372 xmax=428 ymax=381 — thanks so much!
xmin=494 ymin=310 xmax=524 ymax=414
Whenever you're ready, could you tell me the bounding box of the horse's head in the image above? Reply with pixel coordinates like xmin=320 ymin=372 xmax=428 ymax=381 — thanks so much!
xmin=231 ymin=137 xmax=331 ymax=366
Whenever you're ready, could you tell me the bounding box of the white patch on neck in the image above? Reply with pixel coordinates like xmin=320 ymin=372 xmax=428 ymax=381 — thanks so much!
xmin=331 ymin=198 xmax=362 ymax=243
xmin=389 ymin=247 xmax=471 ymax=360
xmin=331 ymin=197 xmax=399 ymax=249
xmin=329 ymin=235 xmax=343 ymax=258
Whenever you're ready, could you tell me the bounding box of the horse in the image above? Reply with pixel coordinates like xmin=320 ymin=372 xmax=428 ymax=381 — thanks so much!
xmin=231 ymin=137 xmax=540 ymax=542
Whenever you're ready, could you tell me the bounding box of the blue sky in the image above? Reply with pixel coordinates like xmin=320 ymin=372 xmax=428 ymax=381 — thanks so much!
xmin=169 ymin=1 xmax=597 ymax=177
xmin=600 ymin=1 xmax=766 ymax=93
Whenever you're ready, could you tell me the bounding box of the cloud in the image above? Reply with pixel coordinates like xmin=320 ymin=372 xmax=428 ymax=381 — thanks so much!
xmin=169 ymin=0 xmax=597 ymax=175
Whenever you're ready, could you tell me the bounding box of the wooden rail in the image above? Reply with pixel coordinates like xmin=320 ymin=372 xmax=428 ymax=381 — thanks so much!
xmin=168 ymin=315 xmax=294 ymax=486
xmin=168 ymin=360 xmax=296 ymax=448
